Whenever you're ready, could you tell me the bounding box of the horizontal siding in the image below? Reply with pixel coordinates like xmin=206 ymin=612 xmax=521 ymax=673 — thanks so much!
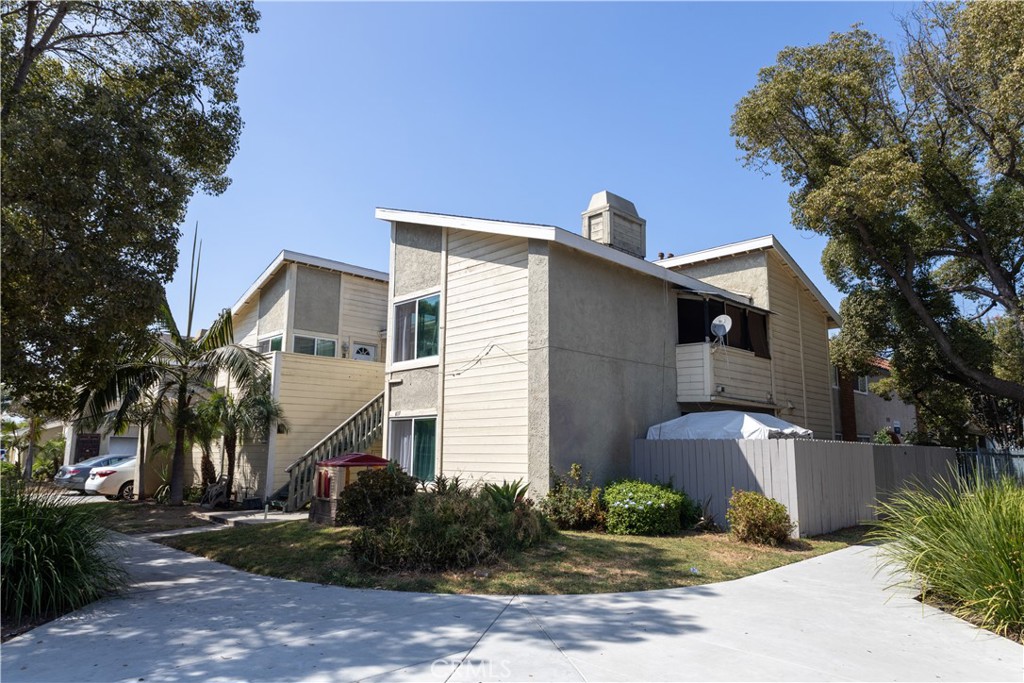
xmin=270 ymin=353 xmax=384 ymax=491
xmin=442 ymin=230 xmax=529 ymax=485
xmin=233 ymin=301 xmax=259 ymax=349
xmin=676 ymin=344 xmax=708 ymax=401
xmin=341 ymin=275 xmax=388 ymax=354
xmin=711 ymin=346 xmax=773 ymax=404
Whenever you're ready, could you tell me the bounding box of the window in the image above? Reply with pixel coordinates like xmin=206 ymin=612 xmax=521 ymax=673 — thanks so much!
xmin=294 ymin=335 xmax=336 ymax=357
xmin=351 ymin=342 xmax=378 ymax=362
xmin=676 ymin=298 xmax=770 ymax=358
xmin=257 ymin=335 xmax=282 ymax=353
xmin=393 ymin=293 xmax=439 ymax=363
xmin=856 ymin=375 xmax=870 ymax=393
xmin=389 ymin=417 xmax=436 ymax=481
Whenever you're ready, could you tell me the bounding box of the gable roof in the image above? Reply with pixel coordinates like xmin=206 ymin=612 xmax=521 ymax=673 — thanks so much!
xmin=655 ymin=235 xmax=841 ymax=327
xmin=231 ymin=250 xmax=388 ymax=317
xmin=374 ymin=208 xmax=752 ymax=306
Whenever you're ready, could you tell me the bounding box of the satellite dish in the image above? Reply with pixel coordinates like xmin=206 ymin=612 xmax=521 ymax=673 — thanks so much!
xmin=710 ymin=314 xmax=732 ymax=340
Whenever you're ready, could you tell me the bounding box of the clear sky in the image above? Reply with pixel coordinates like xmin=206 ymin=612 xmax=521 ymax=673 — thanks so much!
xmin=171 ymin=1 xmax=916 ymax=330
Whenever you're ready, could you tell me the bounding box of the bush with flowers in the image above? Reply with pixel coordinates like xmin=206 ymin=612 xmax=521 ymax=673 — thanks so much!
xmin=604 ymin=480 xmax=687 ymax=536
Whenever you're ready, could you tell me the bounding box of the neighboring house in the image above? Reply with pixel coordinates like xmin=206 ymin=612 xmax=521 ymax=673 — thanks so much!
xmin=832 ymin=358 xmax=918 ymax=442
xmin=184 ymin=250 xmax=389 ymax=500
xmin=375 ymin=192 xmax=841 ymax=494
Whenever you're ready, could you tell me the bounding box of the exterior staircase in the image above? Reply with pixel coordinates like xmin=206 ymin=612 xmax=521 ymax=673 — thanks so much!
xmin=282 ymin=391 xmax=384 ymax=512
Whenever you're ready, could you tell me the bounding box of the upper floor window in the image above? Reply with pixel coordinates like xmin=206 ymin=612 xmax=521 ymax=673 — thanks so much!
xmin=855 ymin=375 xmax=870 ymax=393
xmin=294 ymin=335 xmax=336 ymax=357
xmin=393 ymin=293 xmax=439 ymax=362
xmin=257 ymin=335 xmax=283 ymax=353
xmin=677 ymin=298 xmax=770 ymax=359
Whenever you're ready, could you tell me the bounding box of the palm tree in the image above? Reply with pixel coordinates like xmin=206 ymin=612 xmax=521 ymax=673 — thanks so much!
xmin=191 ymin=398 xmax=224 ymax=492
xmin=76 ymin=236 xmax=265 ymax=505
xmin=207 ymin=371 xmax=288 ymax=501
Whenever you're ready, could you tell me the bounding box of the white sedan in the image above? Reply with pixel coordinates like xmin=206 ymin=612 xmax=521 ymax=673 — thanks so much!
xmin=85 ymin=457 xmax=136 ymax=500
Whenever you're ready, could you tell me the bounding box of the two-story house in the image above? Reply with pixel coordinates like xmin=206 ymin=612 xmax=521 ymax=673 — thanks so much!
xmin=374 ymin=192 xmax=840 ymax=494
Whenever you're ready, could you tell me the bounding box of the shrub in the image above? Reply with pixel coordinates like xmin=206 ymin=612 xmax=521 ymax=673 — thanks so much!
xmin=482 ymin=479 xmax=529 ymax=513
xmin=540 ymin=464 xmax=605 ymax=530
xmin=0 ymin=460 xmax=19 ymax=483
xmin=726 ymin=489 xmax=794 ymax=545
xmin=32 ymin=438 xmax=66 ymax=482
xmin=1 ymin=481 xmax=126 ymax=625
xmin=868 ymin=475 xmax=1024 ymax=640
xmin=350 ymin=486 xmax=551 ymax=572
xmin=336 ymin=463 xmax=417 ymax=527
xmin=604 ymin=480 xmax=685 ymax=535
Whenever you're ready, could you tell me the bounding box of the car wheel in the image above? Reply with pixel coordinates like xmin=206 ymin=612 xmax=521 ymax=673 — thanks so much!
xmin=105 ymin=495 xmax=118 ymax=501
xmin=118 ymin=480 xmax=134 ymax=501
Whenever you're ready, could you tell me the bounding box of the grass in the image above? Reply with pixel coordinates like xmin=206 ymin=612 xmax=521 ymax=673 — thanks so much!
xmin=80 ymin=500 xmax=216 ymax=535
xmin=163 ymin=521 xmax=870 ymax=595
xmin=868 ymin=475 xmax=1023 ymax=642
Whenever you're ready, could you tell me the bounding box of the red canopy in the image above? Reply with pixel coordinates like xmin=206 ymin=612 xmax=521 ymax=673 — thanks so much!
xmin=317 ymin=453 xmax=390 ymax=468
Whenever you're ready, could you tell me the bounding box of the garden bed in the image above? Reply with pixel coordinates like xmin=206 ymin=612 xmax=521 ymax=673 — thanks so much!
xmin=162 ymin=522 xmax=870 ymax=595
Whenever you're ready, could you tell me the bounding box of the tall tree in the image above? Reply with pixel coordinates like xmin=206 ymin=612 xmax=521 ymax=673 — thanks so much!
xmin=732 ymin=2 xmax=1024 ymax=408
xmin=206 ymin=372 xmax=288 ymax=502
xmin=1 ymin=1 xmax=259 ymax=415
xmin=76 ymin=238 xmax=265 ymax=505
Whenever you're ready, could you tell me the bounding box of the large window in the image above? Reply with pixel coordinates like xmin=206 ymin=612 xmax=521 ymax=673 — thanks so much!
xmin=294 ymin=335 xmax=336 ymax=357
xmin=677 ymin=298 xmax=770 ymax=358
xmin=257 ymin=335 xmax=283 ymax=353
xmin=393 ymin=293 xmax=439 ymax=363
xmin=389 ymin=417 xmax=436 ymax=481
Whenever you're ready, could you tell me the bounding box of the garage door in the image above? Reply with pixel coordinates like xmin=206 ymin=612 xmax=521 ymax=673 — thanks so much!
xmin=108 ymin=436 xmax=138 ymax=456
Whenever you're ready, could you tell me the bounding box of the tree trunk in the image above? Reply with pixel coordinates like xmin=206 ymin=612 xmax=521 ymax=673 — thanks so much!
xmin=225 ymin=432 xmax=237 ymax=505
xmin=136 ymin=427 xmax=147 ymax=501
xmin=21 ymin=441 xmax=37 ymax=481
xmin=170 ymin=426 xmax=186 ymax=506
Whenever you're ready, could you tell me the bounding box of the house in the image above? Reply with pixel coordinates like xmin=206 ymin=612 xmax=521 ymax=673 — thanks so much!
xmin=181 ymin=250 xmax=390 ymax=501
xmin=833 ymin=358 xmax=918 ymax=442
xmin=374 ymin=192 xmax=841 ymax=494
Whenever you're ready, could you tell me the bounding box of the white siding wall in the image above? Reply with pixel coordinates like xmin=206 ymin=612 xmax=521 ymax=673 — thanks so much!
xmin=676 ymin=343 xmax=710 ymax=400
xmin=441 ymin=230 xmax=530 ymax=484
xmin=234 ymin=300 xmax=259 ymax=348
xmin=766 ymin=253 xmax=833 ymax=438
xmin=341 ymin=274 xmax=388 ymax=357
xmin=711 ymin=346 xmax=773 ymax=405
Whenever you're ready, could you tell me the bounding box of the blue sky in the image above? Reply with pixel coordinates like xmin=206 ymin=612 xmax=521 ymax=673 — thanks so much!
xmin=172 ymin=1 xmax=915 ymax=329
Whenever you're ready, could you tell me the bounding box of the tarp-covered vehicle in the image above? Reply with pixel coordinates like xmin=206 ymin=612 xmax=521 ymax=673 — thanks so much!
xmin=646 ymin=411 xmax=813 ymax=440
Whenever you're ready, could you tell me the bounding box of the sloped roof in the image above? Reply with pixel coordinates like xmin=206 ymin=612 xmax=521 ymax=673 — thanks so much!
xmin=374 ymin=208 xmax=752 ymax=306
xmin=655 ymin=235 xmax=841 ymax=327
xmin=230 ymin=250 xmax=388 ymax=317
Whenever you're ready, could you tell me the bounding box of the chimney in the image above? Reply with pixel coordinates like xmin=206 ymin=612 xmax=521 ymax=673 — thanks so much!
xmin=581 ymin=191 xmax=646 ymax=259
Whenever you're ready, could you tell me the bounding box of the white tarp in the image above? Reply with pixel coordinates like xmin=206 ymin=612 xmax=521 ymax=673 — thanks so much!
xmin=646 ymin=411 xmax=813 ymax=440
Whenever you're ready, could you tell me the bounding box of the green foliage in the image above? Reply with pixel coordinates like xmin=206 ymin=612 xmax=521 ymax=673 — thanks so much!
xmin=604 ymin=481 xmax=686 ymax=536
xmin=540 ymin=463 xmax=606 ymax=531
xmin=31 ymin=437 xmax=66 ymax=481
xmin=868 ymin=475 xmax=1024 ymax=640
xmin=726 ymin=489 xmax=795 ymax=545
xmin=1 ymin=460 xmax=19 ymax=483
xmin=1 ymin=481 xmax=126 ymax=625
xmin=350 ymin=486 xmax=551 ymax=572
xmin=75 ymin=235 xmax=269 ymax=505
xmin=1 ymin=2 xmax=260 ymax=415
xmin=336 ymin=464 xmax=418 ymax=527
xmin=429 ymin=473 xmax=468 ymax=497
xmin=732 ymin=3 xmax=1024 ymax=415
xmin=482 ymin=479 xmax=530 ymax=513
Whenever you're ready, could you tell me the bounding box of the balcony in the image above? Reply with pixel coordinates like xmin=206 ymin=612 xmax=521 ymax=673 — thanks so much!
xmin=676 ymin=343 xmax=774 ymax=407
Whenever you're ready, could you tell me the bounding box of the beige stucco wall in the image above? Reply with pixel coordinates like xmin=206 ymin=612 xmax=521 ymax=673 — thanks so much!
xmin=258 ymin=269 xmax=288 ymax=336
xmin=543 ymin=243 xmax=680 ymax=489
xmin=673 ymin=251 xmax=769 ymax=308
xmin=389 ymin=368 xmax=438 ymax=413
xmin=294 ymin=266 xmax=341 ymax=335
xmin=393 ymin=222 xmax=442 ymax=298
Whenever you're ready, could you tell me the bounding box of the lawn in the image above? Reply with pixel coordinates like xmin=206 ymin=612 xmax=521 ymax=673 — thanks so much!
xmin=162 ymin=521 xmax=870 ymax=594
xmin=80 ymin=500 xmax=216 ymax=534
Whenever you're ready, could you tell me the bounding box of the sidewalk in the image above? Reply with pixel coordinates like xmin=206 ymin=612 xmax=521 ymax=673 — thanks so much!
xmin=2 ymin=534 xmax=1020 ymax=682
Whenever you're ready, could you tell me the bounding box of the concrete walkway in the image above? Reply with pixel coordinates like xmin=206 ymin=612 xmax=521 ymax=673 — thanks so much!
xmin=2 ymin=535 xmax=1020 ymax=682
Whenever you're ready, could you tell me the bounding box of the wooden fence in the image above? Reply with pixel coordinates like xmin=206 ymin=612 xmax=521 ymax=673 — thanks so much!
xmin=632 ymin=439 xmax=955 ymax=537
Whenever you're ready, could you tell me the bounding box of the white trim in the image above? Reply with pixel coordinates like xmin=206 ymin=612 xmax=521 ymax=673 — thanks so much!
xmin=656 ymin=235 xmax=841 ymax=327
xmin=230 ymin=250 xmax=388 ymax=317
xmin=374 ymin=208 xmax=750 ymax=306
xmin=388 ymin=408 xmax=437 ymax=419
xmin=392 ymin=286 xmax=442 ymax=305
xmin=436 ymin=227 xmax=448 ymax=479
xmin=386 ymin=356 xmax=440 ymax=373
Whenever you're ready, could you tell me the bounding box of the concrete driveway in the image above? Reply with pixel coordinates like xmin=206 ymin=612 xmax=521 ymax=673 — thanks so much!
xmin=2 ymin=534 xmax=1020 ymax=682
